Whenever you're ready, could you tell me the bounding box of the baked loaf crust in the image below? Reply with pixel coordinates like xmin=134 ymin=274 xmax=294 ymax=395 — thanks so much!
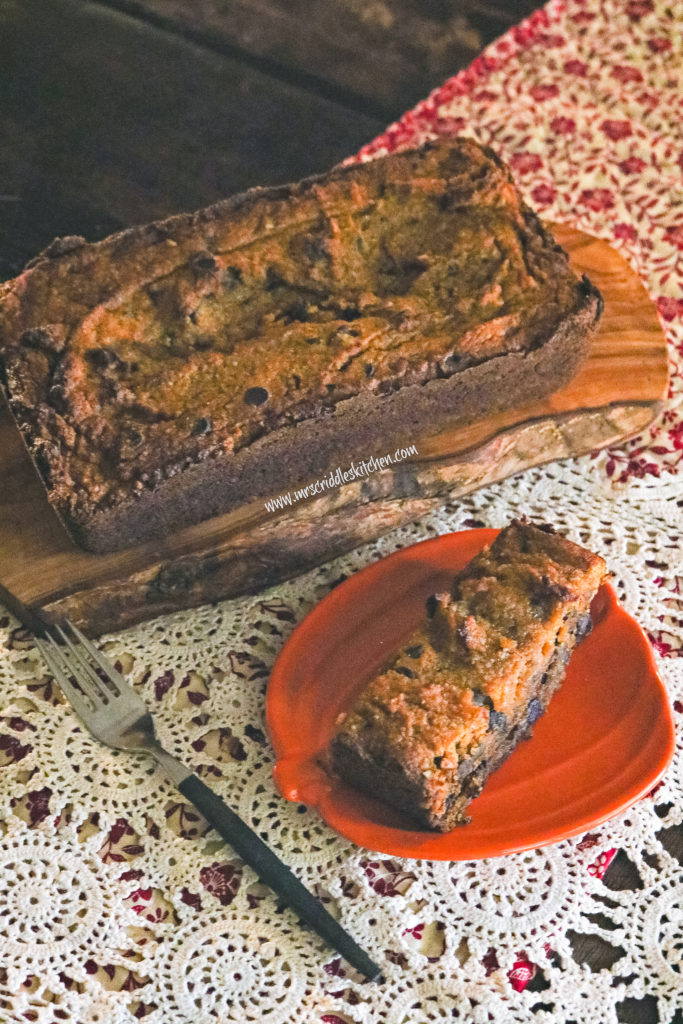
xmin=330 ymin=520 xmax=607 ymax=831
xmin=0 ymin=140 xmax=601 ymax=553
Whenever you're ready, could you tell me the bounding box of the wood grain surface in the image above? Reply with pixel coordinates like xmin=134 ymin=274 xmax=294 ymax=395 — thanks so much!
xmin=94 ymin=0 xmax=540 ymax=115
xmin=0 ymin=224 xmax=668 ymax=635
xmin=0 ymin=0 xmax=384 ymax=280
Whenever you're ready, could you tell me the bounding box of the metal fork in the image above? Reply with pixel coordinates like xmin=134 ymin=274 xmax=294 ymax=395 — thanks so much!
xmin=36 ymin=620 xmax=381 ymax=981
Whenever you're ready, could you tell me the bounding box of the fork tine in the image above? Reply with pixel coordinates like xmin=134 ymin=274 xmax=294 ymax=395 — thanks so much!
xmin=35 ymin=636 xmax=97 ymax=715
xmin=55 ymin=624 xmax=113 ymax=703
xmin=67 ymin=621 xmax=124 ymax=695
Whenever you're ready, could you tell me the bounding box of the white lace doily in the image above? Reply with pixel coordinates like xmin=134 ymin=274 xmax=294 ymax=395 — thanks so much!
xmin=1 ymin=0 xmax=682 ymax=1020
xmin=0 ymin=466 xmax=680 ymax=1024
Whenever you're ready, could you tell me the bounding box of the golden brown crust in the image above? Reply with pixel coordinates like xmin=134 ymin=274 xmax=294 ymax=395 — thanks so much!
xmin=330 ymin=520 xmax=608 ymax=831
xmin=0 ymin=140 xmax=601 ymax=552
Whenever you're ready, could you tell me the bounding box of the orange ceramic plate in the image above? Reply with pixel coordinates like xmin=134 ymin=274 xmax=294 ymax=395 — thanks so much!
xmin=267 ymin=529 xmax=675 ymax=859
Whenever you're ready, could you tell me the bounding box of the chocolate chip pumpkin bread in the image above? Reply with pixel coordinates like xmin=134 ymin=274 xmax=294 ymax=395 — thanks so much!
xmin=0 ymin=140 xmax=601 ymax=552
xmin=330 ymin=520 xmax=607 ymax=831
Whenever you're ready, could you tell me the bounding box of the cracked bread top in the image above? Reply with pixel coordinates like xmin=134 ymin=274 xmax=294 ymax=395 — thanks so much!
xmin=0 ymin=139 xmax=594 ymax=528
xmin=332 ymin=521 xmax=607 ymax=781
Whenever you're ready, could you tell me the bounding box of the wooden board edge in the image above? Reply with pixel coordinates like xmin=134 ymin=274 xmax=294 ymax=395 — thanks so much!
xmin=28 ymin=399 xmax=659 ymax=635
xmin=0 ymin=221 xmax=670 ymax=632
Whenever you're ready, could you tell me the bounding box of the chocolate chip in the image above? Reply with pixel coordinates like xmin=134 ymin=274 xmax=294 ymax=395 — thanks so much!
xmin=405 ymin=644 xmax=423 ymax=659
xmin=336 ymin=306 xmax=362 ymax=322
xmin=531 ymin=575 xmax=575 ymax=613
xmin=192 ymin=417 xmax=212 ymax=436
xmin=244 ymin=386 xmax=269 ymax=406
xmin=526 ymin=698 xmax=544 ymax=725
xmin=305 ymin=336 xmax=320 ymax=345
xmin=439 ymin=188 xmax=467 ymax=212
xmin=223 ymin=266 xmax=243 ymax=290
xmin=147 ymin=283 xmax=166 ymax=308
xmin=190 ymin=250 xmax=217 ymax=274
xmin=303 ymin=235 xmax=329 ymax=263
xmin=425 ymin=595 xmax=438 ymax=618
xmin=471 ymin=689 xmax=494 ymax=711
xmin=265 ymin=266 xmax=286 ymax=290
xmin=86 ymin=347 xmax=121 ymax=369
xmin=19 ymin=326 xmax=65 ymax=355
xmin=48 ymin=383 xmax=67 ymax=411
xmin=433 ymin=755 xmax=443 ymax=769
xmin=364 ymin=363 xmax=375 ymax=378
xmin=395 ymin=666 xmax=416 ymax=679
xmin=125 ymin=427 xmax=143 ymax=448
xmin=488 ymin=709 xmax=507 ymax=732
xmin=441 ymin=352 xmax=463 ymax=374
xmin=277 ymin=299 xmax=310 ymax=325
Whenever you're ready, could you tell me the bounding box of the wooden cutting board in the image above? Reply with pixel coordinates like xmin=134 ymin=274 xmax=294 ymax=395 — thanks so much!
xmin=0 ymin=225 xmax=669 ymax=636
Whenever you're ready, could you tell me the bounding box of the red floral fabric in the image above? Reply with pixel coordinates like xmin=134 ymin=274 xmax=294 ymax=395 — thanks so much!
xmin=354 ymin=0 xmax=683 ymax=484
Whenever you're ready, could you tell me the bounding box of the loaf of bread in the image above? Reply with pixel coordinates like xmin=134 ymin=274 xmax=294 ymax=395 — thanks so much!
xmin=0 ymin=140 xmax=601 ymax=553
xmin=330 ymin=520 xmax=607 ymax=831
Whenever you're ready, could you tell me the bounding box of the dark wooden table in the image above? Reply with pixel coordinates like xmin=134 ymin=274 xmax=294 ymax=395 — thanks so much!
xmin=0 ymin=4 xmax=679 ymax=1020
xmin=0 ymin=0 xmax=541 ymax=279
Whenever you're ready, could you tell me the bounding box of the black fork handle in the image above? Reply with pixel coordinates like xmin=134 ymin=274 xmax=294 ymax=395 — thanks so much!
xmin=178 ymin=773 xmax=382 ymax=981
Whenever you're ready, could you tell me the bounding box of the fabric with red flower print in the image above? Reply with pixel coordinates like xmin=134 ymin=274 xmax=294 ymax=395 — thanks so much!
xmin=352 ymin=0 xmax=683 ymax=485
